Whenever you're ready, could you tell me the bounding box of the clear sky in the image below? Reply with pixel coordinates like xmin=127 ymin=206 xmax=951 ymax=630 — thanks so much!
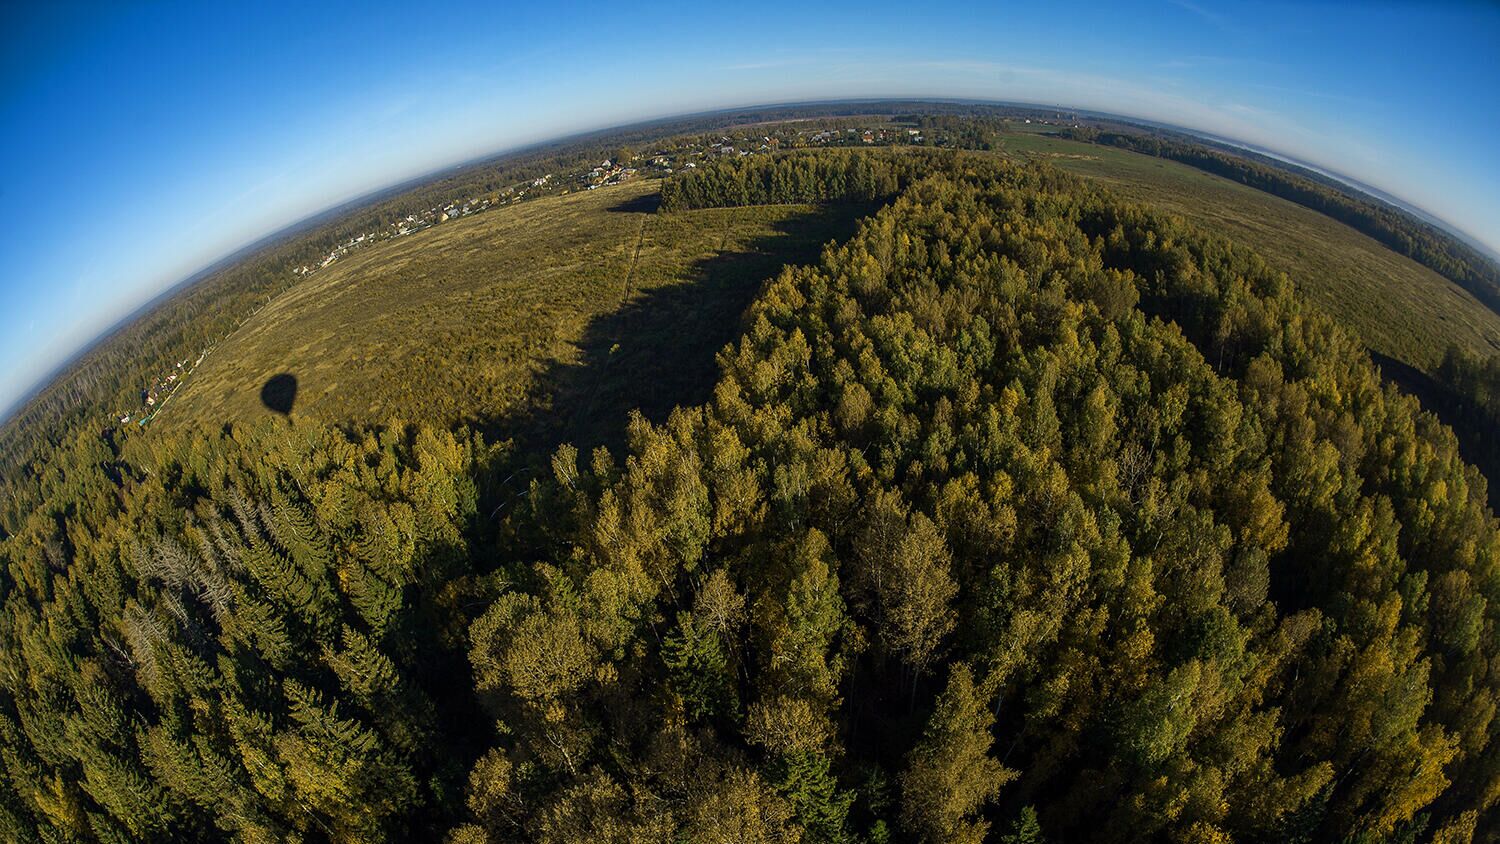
xmin=2 ymin=0 xmax=1497 ymax=414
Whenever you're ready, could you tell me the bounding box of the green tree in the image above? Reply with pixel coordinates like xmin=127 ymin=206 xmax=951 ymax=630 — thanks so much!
xmin=900 ymin=664 xmax=1014 ymax=843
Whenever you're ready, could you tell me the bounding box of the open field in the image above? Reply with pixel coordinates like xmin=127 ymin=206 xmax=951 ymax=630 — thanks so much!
xmin=163 ymin=180 xmax=861 ymax=450
xmin=995 ymin=130 xmax=1500 ymax=371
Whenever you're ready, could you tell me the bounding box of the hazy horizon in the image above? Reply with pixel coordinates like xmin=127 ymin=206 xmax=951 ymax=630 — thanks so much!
xmin=3 ymin=0 xmax=1497 ymax=418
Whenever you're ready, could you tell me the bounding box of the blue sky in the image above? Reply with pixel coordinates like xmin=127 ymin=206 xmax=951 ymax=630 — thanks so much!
xmin=2 ymin=0 xmax=1497 ymax=414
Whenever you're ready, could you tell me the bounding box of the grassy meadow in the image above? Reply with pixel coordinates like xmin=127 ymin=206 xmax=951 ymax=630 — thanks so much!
xmin=995 ymin=129 xmax=1500 ymax=371
xmin=163 ymin=180 xmax=861 ymax=450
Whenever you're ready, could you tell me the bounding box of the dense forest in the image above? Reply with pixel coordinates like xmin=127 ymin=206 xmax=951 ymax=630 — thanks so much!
xmin=1056 ymin=128 xmax=1500 ymax=314
xmin=658 ymin=149 xmax=945 ymax=211
xmin=1423 ymin=346 xmax=1500 ymax=505
xmin=0 ymin=149 xmax=1496 ymax=843
xmin=1438 ymin=346 xmax=1500 ymax=423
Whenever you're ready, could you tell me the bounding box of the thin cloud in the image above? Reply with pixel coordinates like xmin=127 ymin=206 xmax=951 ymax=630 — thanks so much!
xmin=723 ymin=58 xmax=818 ymax=71
xmin=1222 ymin=102 xmax=1274 ymax=117
xmin=902 ymin=60 xmax=1053 ymax=77
xmin=1168 ymin=0 xmax=1236 ymax=33
xmin=1157 ymin=55 xmax=1255 ymax=70
xmin=884 ymin=57 xmax=1344 ymax=170
xmin=1247 ymin=81 xmax=1379 ymax=108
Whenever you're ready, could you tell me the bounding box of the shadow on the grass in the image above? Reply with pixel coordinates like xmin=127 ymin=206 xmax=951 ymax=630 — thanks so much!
xmin=465 ymin=195 xmax=875 ymax=458
xmin=259 ymin=373 xmax=297 ymax=415
xmin=606 ymin=192 xmax=663 ymax=214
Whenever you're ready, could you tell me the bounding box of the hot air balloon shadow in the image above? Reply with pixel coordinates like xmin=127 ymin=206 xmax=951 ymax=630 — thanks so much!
xmin=260 ymin=373 xmax=297 ymax=416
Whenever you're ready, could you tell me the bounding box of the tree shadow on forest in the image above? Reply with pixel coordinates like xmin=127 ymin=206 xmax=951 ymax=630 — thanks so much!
xmin=464 ymin=197 xmax=875 ymax=462
xmin=1369 ymin=351 xmax=1500 ymax=511
xmin=442 ymin=197 xmax=885 ymax=831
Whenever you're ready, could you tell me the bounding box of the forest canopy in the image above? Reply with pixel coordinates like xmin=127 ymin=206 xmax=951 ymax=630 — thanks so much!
xmin=0 ymin=151 xmax=1496 ymax=843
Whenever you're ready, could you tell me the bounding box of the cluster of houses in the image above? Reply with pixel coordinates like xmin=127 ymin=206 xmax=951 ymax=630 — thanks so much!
xmin=581 ymin=160 xmax=638 ymax=190
xmin=600 ymin=117 xmax=1049 ymax=184
xmin=288 ymin=173 xmax=586 ymax=280
xmin=120 ymin=351 xmax=206 ymax=426
xmin=291 ymin=189 xmax=525 ymax=277
xmin=287 ymin=117 xmax=1003 ymax=284
xmin=731 ymin=125 xmax=925 ymax=149
xmin=824 ymin=126 xmax=918 ymax=145
xmin=281 ymin=117 xmax=1048 ymax=288
xmin=575 ymin=124 xmax=947 ymax=183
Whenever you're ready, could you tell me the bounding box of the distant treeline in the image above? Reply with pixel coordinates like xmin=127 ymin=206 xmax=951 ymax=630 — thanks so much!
xmin=1059 ymin=128 xmax=1500 ymax=313
xmin=659 ymin=148 xmax=955 ymax=210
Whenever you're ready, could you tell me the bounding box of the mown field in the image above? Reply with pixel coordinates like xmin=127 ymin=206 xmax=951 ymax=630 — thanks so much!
xmin=995 ymin=129 xmax=1500 ymax=371
xmin=164 ymin=181 xmax=863 ymax=449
